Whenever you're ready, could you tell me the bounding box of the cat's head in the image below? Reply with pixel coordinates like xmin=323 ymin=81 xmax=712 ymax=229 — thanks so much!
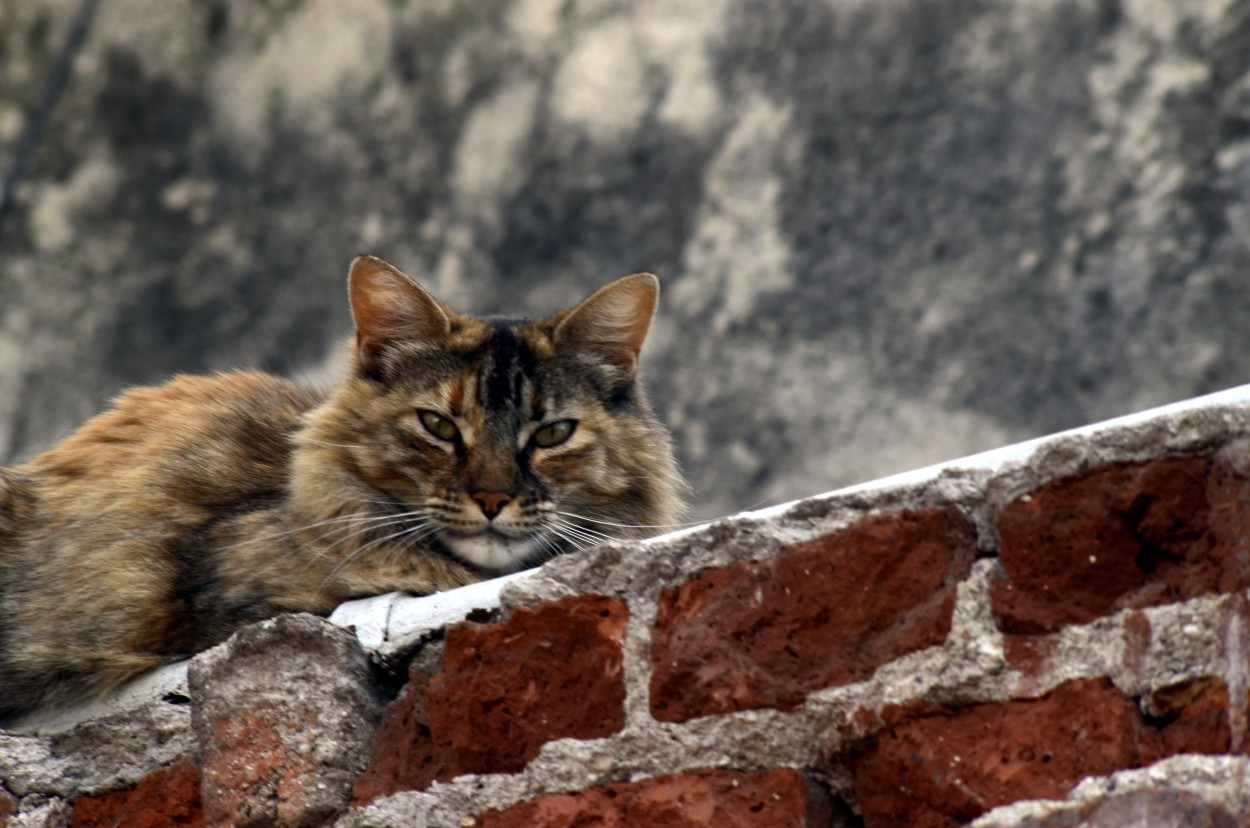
xmin=301 ymin=256 xmax=685 ymax=573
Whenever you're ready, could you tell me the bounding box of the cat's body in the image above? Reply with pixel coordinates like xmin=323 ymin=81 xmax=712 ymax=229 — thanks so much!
xmin=0 ymin=257 xmax=685 ymax=719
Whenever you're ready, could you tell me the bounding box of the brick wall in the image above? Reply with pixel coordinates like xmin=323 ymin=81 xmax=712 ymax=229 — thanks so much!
xmin=4 ymin=386 xmax=1250 ymax=826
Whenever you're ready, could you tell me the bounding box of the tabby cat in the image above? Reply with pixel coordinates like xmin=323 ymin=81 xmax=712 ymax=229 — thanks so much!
xmin=0 ymin=256 xmax=685 ymax=718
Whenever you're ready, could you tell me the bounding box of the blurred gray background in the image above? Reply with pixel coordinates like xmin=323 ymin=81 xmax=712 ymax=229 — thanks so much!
xmin=1 ymin=0 xmax=1248 ymax=520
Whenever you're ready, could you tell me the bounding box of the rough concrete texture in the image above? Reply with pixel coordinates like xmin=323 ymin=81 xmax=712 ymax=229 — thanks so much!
xmin=986 ymin=789 xmax=1241 ymax=828
xmin=3 ymin=799 xmax=71 ymax=828
xmin=970 ymin=755 xmax=1250 ymax=827
xmin=189 ymin=614 xmax=383 ymax=828
xmin=4 ymin=1 xmax=1250 ymax=523
xmin=0 ymin=699 xmax=191 ymax=799
xmin=469 ymin=768 xmax=845 ymax=828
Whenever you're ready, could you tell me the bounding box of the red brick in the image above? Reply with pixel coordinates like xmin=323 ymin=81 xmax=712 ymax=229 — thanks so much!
xmin=854 ymin=676 xmax=1234 ymax=827
xmin=471 ymin=768 xmax=841 ymax=828
xmin=353 ymin=594 xmax=628 ymax=803
xmin=1140 ymin=677 xmax=1232 ymax=762
xmin=70 ymin=758 xmax=204 ymax=828
xmin=650 ymin=506 xmax=977 ymax=722
xmin=0 ymin=789 xmax=16 ymax=825
xmin=351 ymin=670 xmax=444 ymax=805
xmin=993 ymin=456 xmax=1250 ymax=633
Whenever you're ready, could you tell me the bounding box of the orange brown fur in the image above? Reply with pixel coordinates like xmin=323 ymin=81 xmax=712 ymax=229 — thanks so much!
xmin=0 ymin=257 xmax=686 ymax=718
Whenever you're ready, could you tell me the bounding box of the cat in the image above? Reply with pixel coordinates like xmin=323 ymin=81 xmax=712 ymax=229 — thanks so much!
xmin=0 ymin=256 xmax=686 ymax=719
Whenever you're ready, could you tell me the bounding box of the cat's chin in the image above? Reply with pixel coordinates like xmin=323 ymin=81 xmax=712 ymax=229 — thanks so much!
xmin=439 ymin=531 xmax=541 ymax=573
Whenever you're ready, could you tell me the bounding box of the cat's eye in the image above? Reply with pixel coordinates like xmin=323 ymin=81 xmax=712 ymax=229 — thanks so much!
xmin=419 ymin=410 xmax=459 ymax=442
xmin=532 ymin=419 xmax=576 ymax=448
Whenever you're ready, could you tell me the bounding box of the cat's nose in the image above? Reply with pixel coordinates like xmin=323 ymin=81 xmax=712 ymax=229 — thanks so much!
xmin=470 ymin=490 xmax=513 ymax=520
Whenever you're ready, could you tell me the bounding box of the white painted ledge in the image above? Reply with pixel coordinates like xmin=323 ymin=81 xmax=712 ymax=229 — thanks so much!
xmin=328 ymin=569 xmax=535 ymax=660
xmin=6 ymin=660 xmax=190 ymax=735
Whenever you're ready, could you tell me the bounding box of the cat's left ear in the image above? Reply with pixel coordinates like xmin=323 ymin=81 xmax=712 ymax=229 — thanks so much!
xmin=554 ymin=273 xmax=659 ymax=374
xmin=348 ymin=256 xmax=452 ymax=369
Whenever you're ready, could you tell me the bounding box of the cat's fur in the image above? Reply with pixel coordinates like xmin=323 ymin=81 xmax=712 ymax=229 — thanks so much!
xmin=0 ymin=256 xmax=685 ymax=718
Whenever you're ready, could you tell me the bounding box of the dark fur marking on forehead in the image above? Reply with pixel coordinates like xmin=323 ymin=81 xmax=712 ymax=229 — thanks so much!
xmin=378 ymin=343 xmax=469 ymax=390
xmin=483 ymin=321 xmax=538 ymax=411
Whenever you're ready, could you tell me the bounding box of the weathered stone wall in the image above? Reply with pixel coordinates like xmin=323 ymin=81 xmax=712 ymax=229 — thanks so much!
xmin=3 ymin=0 xmax=1250 ymax=519
xmin=3 ymin=387 xmax=1250 ymax=827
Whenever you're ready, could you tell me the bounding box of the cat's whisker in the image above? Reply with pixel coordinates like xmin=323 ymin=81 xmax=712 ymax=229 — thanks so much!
xmin=381 ymin=528 xmax=428 ymax=570
xmin=534 ymin=532 xmax=565 ymax=564
xmin=396 ymin=523 xmax=440 ymax=551
xmin=299 ymin=511 xmax=426 ymax=552
xmin=552 ymin=510 xmax=713 ymax=532
xmin=348 ymin=520 xmax=438 ymax=560
xmin=543 ymin=527 xmax=582 ymax=554
xmin=558 ymin=490 xmax=784 ymax=535
xmin=295 ymin=510 xmax=434 ymax=574
xmin=215 ymin=509 xmax=414 ymax=555
xmin=557 ymin=531 xmax=599 ymax=554
xmin=313 ymin=547 xmax=371 ymax=596
xmin=738 ymin=489 xmax=784 ymax=513
xmin=315 ymin=519 xmax=437 ymax=595
xmin=547 ymin=521 xmax=609 ymax=554
xmin=549 ymin=518 xmax=597 ymax=541
xmin=555 ymin=522 xmax=617 ymax=547
xmin=306 ymin=510 xmax=427 ymax=541
xmin=543 ymin=492 xmax=791 ymax=570
xmin=550 ymin=517 xmax=617 ymax=544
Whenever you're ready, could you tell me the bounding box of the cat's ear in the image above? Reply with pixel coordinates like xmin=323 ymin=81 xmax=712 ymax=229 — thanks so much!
xmin=348 ymin=256 xmax=451 ymax=367
xmin=554 ymin=273 xmax=659 ymax=373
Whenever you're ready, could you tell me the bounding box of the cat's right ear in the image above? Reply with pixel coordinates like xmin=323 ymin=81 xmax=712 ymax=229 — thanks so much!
xmin=348 ymin=256 xmax=452 ymax=371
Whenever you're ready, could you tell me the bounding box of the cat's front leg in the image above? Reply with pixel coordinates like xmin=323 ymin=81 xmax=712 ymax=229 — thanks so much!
xmin=323 ymin=547 xmax=486 ymax=602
